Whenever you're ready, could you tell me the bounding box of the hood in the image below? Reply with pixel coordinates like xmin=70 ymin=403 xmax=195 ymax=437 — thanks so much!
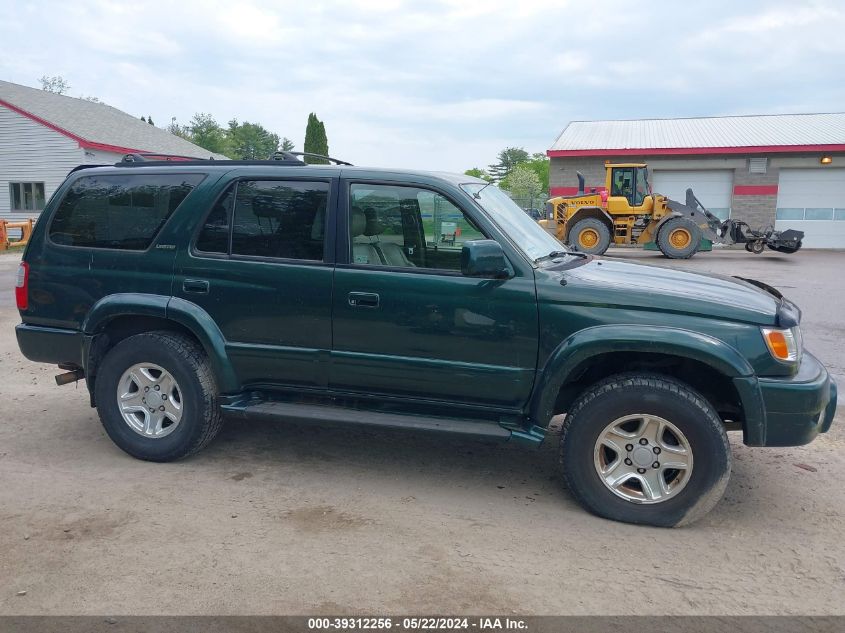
xmin=538 ymin=256 xmax=781 ymax=326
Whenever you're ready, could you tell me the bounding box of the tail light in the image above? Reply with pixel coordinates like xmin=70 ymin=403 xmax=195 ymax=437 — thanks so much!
xmin=15 ymin=261 xmax=29 ymax=311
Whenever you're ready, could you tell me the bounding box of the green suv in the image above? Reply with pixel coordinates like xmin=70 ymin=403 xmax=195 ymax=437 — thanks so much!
xmin=15 ymin=153 xmax=837 ymax=527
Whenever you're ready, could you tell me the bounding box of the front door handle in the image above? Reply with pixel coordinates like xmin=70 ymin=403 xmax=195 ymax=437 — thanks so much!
xmin=348 ymin=292 xmax=380 ymax=308
xmin=183 ymin=279 xmax=210 ymax=294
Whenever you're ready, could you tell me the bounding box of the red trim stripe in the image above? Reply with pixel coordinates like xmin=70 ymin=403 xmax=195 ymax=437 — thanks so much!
xmin=733 ymin=184 xmax=778 ymax=196
xmin=550 ymin=186 xmax=606 ymax=196
xmin=547 ymin=144 xmax=845 ymax=158
xmin=0 ymin=97 xmax=203 ymax=160
xmin=0 ymin=97 xmax=146 ymax=154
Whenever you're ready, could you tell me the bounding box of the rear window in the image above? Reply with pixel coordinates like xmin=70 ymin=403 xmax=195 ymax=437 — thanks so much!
xmin=49 ymin=173 xmax=204 ymax=250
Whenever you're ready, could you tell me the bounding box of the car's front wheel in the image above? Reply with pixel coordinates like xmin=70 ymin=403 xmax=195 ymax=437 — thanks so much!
xmin=94 ymin=331 xmax=224 ymax=462
xmin=559 ymin=373 xmax=731 ymax=527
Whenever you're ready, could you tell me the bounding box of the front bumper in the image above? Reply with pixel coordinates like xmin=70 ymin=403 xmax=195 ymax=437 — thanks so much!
xmin=738 ymin=351 xmax=837 ymax=447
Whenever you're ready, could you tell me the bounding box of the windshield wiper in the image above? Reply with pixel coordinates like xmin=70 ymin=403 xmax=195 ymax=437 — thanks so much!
xmin=535 ymin=250 xmax=583 ymax=263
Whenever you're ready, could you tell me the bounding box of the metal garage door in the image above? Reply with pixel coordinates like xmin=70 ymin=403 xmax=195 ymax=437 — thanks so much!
xmin=776 ymin=168 xmax=845 ymax=249
xmin=652 ymin=170 xmax=733 ymax=220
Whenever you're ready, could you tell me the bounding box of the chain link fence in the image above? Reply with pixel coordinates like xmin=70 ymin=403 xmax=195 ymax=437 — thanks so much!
xmin=506 ymin=194 xmax=549 ymax=220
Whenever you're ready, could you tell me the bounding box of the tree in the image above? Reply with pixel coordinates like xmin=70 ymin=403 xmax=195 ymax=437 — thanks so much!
xmin=464 ymin=167 xmax=493 ymax=182
xmin=281 ymin=137 xmax=295 ymax=152
xmin=303 ymin=113 xmax=329 ymax=164
xmin=141 ymin=116 xmax=147 ymax=123
xmin=487 ymin=147 xmax=529 ymax=182
xmin=167 ymin=118 xmax=191 ymax=140
xmin=148 ymin=116 xmax=155 ymax=126
xmin=186 ymin=113 xmax=229 ymax=155
xmin=227 ymin=119 xmax=280 ymax=160
xmin=523 ymin=153 xmax=550 ymax=193
xmin=39 ymin=75 xmax=70 ymax=95
xmin=500 ymin=164 xmax=542 ymax=201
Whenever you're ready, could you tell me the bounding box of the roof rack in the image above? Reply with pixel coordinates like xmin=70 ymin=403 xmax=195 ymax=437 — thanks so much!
xmin=68 ymin=163 xmax=110 ymax=175
xmin=121 ymin=152 xmax=216 ymax=163
xmin=268 ymin=151 xmax=353 ymax=166
xmin=115 ymin=151 xmax=353 ymax=168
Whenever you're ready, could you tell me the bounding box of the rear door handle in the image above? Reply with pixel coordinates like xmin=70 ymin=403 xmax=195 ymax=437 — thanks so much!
xmin=183 ymin=279 xmax=210 ymax=294
xmin=348 ymin=292 xmax=380 ymax=308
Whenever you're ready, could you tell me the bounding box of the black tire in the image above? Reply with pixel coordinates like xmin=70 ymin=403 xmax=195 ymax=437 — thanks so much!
xmin=94 ymin=331 xmax=224 ymax=462
xmin=657 ymin=217 xmax=702 ymax=259
xmin=560 ymin=373 xmax=731 ymax=527
xmin=569 ymin=217 xmax=612 ymax=255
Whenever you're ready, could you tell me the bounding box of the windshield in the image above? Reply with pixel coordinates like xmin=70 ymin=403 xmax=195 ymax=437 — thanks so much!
xmin=461 ymin=183 xmax=565 ymax=262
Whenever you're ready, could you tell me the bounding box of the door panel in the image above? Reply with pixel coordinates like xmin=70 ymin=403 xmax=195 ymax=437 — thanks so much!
xmin=331 ymin=268 xmax=538 ymax=407
xmin=330 ymin=180 xmax=539 ymax=408
xmin=173 ymin=177 xmax=336 ymax=391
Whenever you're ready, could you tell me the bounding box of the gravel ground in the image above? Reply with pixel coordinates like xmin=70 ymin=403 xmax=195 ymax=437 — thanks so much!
xmin=0 ymin=247 xmax=843 ymax=615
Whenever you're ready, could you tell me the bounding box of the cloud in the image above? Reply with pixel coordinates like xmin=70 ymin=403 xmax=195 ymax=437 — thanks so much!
xmin=1 ymin=0 xmax=844 ymax=171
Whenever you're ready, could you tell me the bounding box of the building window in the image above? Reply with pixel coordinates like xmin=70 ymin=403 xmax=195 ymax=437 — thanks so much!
xmin=777 ymin=208 xmax=841 ymax=221
xmin=9 ymin=182 xmax=46 ymax=212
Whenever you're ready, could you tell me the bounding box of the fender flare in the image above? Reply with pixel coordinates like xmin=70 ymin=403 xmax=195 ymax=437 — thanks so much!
xmin=82 ymin=293 xmax=169 ymax=334
xmin=165 ymin=297 xmax=239 ymax=393
xmin=527 ymin=324 xmax=755 ymax=427
xmin=81 ymin=293 xmax=238 ymax=394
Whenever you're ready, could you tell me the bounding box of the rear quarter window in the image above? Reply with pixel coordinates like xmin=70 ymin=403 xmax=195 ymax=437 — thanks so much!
xmin=49 ymin=173 xmax=205 ymax=250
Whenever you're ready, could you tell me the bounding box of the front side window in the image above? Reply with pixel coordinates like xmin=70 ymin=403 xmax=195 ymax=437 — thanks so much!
xmin=49 ymin=173 xmax=203 ymax=249
xmin=230 ymin=180 xmax=329 ymax=260
xmin=9 ymin=182 xmax=46 ymax=212
xmin=349 ymin=183 xmax=485 ymax=271
xmin=634 ymin=168 xmax=649 ymax=206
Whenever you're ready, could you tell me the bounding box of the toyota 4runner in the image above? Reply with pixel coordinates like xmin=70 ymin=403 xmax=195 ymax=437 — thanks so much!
xmin=15 ymin=153 xmax=837 ymax=527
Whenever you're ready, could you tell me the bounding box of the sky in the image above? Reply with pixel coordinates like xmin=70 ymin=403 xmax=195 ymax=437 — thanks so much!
xmin=1 ymin=0 xmax=844 ymax=172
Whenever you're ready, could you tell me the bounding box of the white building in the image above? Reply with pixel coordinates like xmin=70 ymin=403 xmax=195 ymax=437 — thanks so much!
xmin=0 ymin=79 xmax=225 ymax=220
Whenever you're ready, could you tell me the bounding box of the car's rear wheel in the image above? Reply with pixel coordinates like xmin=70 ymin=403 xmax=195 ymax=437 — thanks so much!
xmin=559 ymin=373 xmax=731 ymax=527
xmin=94 ymin=331 xmax=223 ymax=462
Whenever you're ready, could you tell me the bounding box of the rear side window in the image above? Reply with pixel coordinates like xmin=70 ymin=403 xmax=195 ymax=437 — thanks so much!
xmin=49 ymin=173 xmax=204 ymax=250
xmin=230 ymin=180 xmax=329 ymax=261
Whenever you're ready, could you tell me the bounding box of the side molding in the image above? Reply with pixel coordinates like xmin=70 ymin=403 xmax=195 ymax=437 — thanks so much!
xmin=528 ymin=325 xmax=756 ymax=427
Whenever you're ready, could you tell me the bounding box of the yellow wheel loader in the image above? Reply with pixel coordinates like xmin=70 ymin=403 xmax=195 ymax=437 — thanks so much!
xmin=540 ymin=163 xmax=803 ymax=259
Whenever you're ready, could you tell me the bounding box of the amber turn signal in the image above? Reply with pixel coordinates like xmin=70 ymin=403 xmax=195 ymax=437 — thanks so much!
xmin=761 ymin=327 xmax=799 ymax=362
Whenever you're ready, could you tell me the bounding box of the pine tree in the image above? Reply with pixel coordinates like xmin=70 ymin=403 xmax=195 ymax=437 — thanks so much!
xmin=148 ymin=116 xmax=154 ymax=126
xmin=141 ymin=116 xmax=147 ymax=123
xmin=487 ymin=147 xmax=530 ymax=182
xmin=303 ymin=113 xmax=329 ymax=164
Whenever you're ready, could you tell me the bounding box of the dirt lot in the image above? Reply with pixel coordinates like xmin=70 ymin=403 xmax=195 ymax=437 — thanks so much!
xmin=0 ymin=248 xmax=843 ymax=615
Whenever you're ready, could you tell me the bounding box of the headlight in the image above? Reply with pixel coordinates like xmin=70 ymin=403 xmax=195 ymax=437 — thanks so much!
xmin=761 ymin=326 xmax=802 ymax=363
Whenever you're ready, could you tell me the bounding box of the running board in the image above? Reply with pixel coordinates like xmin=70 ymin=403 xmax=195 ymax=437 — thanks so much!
xmin=226 ymin=401 xmax=514 ymax=440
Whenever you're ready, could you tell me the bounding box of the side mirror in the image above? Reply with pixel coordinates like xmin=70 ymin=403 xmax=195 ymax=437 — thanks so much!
xmin=461 ymin=240 xmax=509 ymax=278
